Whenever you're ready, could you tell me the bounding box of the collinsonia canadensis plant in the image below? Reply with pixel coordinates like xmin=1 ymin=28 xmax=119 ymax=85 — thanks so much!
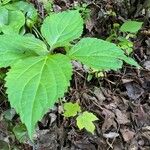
xmin=0 ymin=10 xmax=139 ymax=139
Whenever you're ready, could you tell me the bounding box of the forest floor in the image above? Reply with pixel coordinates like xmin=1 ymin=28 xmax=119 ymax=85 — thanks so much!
xmin=0 ymin=0 xmax=150 ymax=150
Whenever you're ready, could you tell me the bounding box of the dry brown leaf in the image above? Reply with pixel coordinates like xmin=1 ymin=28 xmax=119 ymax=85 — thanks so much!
xmin=115 ymin=109 xmax=130 ymax=125
xmin=120 ymin=128 xmax=135 ymax=142
xmin=102 ymin=109 xmax=117 ymax=131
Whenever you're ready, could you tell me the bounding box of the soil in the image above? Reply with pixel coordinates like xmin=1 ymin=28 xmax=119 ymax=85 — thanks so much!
xmin=1 ymin=0 xmax=150 ymax=150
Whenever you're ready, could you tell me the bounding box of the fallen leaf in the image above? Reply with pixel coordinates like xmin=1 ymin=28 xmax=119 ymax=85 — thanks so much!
xmin=102 ymin=109 xmax=117 ymax=131
xmin=143 ymin=60 xmax=150 ymax=70
xmin=120 ymin=128 xmax=135 ymax=142
xmin=125 ymin=82 xmax=144 ymax=100
xmin=94 ymin=87 xmax=106 ymax=104
xmin=115 ymin=109 xmax=130 ymax=125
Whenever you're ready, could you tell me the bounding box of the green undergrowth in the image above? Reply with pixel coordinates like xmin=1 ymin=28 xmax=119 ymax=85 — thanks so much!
xmin=0 ymin=0 xmax=142 ymax=142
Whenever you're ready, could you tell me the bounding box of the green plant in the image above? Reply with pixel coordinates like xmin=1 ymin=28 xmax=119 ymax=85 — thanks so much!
xmin=63 ymin=102 xmax=98 ymax=133
xmin=0 ymin=0 xmax=38 ymax=34
xmin=0 ymin=0 xmax=11 ymax=5
xmin=63 ymin=102 xmax=81 ymax=117
xmin=119 ymin=20 xmax=143 ymax=54
xmin=13 ymin=123 xmax=28 ymax=143
xmin=38 ymin=0 xmax=53 ymax=13
xmin=0 ymin=10 xmax=139 ymax=140
xmin=107 ymin=20 xmax=143 ymax=54
xmin=77 ymin=111 xmax=98 ymax=133
xmin=120 ymin=20 xmax=143 ymax=33
xmin=73 ymin=3 xmax=90 ymax=20
xmin=0 ymin=6 xmax=25 ymax=34
xmin=5 ymin=1 xmax=38 ymax=28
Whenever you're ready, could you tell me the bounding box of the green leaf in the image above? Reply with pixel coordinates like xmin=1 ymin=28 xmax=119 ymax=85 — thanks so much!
xmin=63 ymin=102 xmax=81 ymax=117
xmin=13 ymin=123 xmax=28 ymax=143
xmin=3 ymin=108 xmax=16 ymax=120
xmin=67 ymin=38 xmax=139 ymax=70
xmin=120 ymin=20 xmax=143 ymax=33
xmin=118 ymin=37 xmax=133 ymax=54
xmin=0 ymin=34 xmax=48 ymax=67
xmin=0 ymin=140 xmax=10 ymax=150
xmin=39 ymin=0 xmax=53 ymax=13
xmin=1 ymin=0 xmax=11 ymax=5
xmin=76 ymin=111 xmax=98 ymax=134
xmin=5 ymin=1 xmax=38 ymax=24
xmin=2 ymin=10 xmax=25 ymax=34
xmin=0 ymin=7 xmax=8 ymax=29
xmin=41 ymin=10 xmax=83 ymax=49
xmin=0 ymin=7 xmax=25 ymax=34
xmin=5 ymin=54 xmax=72 ymax=139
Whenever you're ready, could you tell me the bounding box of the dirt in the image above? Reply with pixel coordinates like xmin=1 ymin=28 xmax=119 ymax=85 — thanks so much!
xmin=1 ymin=0 xmax=150 ymax=150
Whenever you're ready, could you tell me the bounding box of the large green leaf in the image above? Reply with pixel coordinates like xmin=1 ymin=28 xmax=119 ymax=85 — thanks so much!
xmin=41 ymin=10 xmax=83 ymax=49
xmin=0 ymin=34 xmax=48 ymax=67
xmin=67 ymin=38 xmax=139 ymax=70
xmin=5 ymin=54 xmax=72 ymax=139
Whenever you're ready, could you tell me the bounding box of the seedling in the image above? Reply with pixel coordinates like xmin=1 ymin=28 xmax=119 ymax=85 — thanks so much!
xmin=87 ymin=68 xmax=105 ymax=82
xmin=107 ymin=20 xmax=143 ymax=54
xmin=0 ymin=10 xmax=139 ymax=140
xmin=63 ymin=102 xmax=98 ymax=134
xmin=73 ymin=3 xmax=90 ymax=20
xmin=63 ymin=102 xmax=81 ymax=117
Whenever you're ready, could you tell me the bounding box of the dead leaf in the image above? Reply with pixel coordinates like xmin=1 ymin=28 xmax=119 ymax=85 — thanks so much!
xmin=120 ymin=128 xmax=135 ymax=142
xmin=143 ymin=60 xmax=150 ymax=70
xmin=115 ymin=109 xmax=130 ymax=125
xmin=102 ymin=109 xmax=117 ymax=131
xmin=94 ymin=87 xmax=106 ymax=104
xmin=125 ymin=82 xmax=144 ymax=100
